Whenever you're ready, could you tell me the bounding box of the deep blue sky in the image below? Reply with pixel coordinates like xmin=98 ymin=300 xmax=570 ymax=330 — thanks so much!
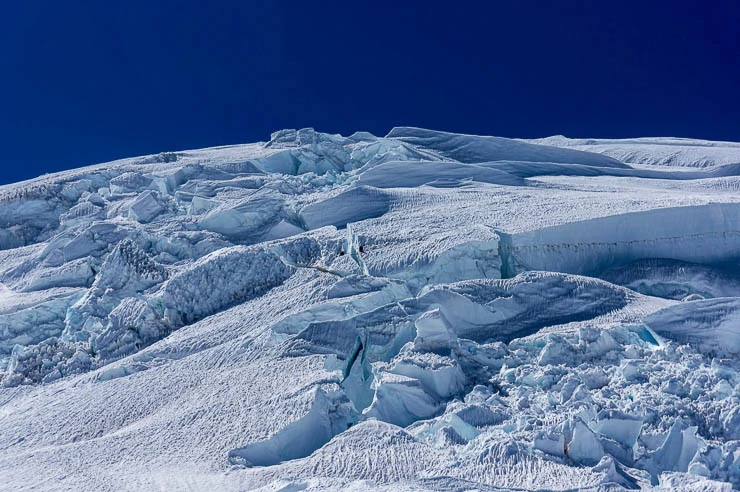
xmin=1 ymin=1 xmax=739 ymax=184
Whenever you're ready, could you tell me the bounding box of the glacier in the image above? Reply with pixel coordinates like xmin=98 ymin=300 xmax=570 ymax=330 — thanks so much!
xmin=1 ymin=127 xmax=740 ymax=491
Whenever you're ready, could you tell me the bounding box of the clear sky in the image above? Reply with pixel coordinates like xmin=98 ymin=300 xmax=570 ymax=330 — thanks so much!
xmin=1 ymin=0 xmax=738 ymax=184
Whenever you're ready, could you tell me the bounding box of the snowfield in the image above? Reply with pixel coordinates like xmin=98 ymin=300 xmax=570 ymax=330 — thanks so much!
xmin=1 ymin=127 xmax=740 ymax=491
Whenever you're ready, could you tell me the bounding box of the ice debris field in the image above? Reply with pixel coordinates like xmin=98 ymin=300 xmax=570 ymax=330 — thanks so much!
xmin=2 ymin=127 xmax=740 ymax=491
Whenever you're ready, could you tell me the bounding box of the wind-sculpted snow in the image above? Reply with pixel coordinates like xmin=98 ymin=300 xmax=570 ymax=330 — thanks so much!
xmin=533 ymin=136 xmax=740 ymax=169
xmin=644 ymin=298 xmax=740 ymax=357
xmin=388 ymin=127 xmax=629 ymax=168
xmin=600 ymin=259 xmax=740 ymax=300
xmin=300 ymin=187 xmax=392 ymax=229
xmin=414 ymin=273 xmax=631 ymax=342
xmin=198 ymin=192 xmax=285 ymax=239
xmin=357 ymin=160 xmax=525 ymax=188
xmin=2 ymin=128 xmax=740 ymax=491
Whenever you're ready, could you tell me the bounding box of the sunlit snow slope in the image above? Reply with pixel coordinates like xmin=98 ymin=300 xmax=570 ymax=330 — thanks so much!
xmin=2 ymin=128 xmax=740 ymax=491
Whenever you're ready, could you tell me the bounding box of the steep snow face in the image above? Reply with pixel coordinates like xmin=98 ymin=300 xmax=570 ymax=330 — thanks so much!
xmin=1 ymin=128 xmax=740 ymax=491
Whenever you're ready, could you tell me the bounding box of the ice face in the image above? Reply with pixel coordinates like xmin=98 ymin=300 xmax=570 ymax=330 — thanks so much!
xmin=1 ymin=128 xmax=740 ymax=491
xmin=504 ymin=203 xmax=740 ymax=277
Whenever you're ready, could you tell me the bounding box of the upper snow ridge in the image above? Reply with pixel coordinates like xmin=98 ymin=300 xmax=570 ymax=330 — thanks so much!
xmin=1 ymin=128 xmax=740 ymax=491
xmin=530 ymin=135 xmax=740 ymax=168
xmin=387 ymin=127 xmax=630 ymax=168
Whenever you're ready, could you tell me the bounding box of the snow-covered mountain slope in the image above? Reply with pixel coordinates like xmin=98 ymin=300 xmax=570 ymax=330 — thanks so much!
xmin=1 ymin=128 xmax=740 ymax=491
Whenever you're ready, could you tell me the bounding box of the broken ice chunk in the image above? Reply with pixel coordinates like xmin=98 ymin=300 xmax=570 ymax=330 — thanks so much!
xmin=721 ymin=406 xmax=740 ymax=440
xmin=128 ymin=191 xmax=164 ymax=223
xmin=413 ymin=309 xmax=457 ymax=353
xmin=566 ymin=418 xmax=605 ymax=466
xmin=364 ymin=373 xmax=440 ymax=427
xmin=110 ymin=171 xmax=152 ymax=194
xmin=188 ymin=196 xmax=221 ymax=215
xmin=389 ymin=350 xmax=466 ymax=399
xmin=198 ymin=194 xmax=283 ymax=239
xmin=454 ymin=404 xmax=507 ymax=428
xmin=534 ymin=429 xmax=566 ymax=458
xmin=648 ymin=421 xmax=702 ymax=474
xmin=538 ymin=334 xmax=575 ymax=366
xmin=593 ymin=410 xmax=643 ymax=448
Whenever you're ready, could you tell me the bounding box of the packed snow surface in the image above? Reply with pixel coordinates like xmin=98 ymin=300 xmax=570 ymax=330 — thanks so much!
xmin=1 ymin=127 xmax=740 ymax=491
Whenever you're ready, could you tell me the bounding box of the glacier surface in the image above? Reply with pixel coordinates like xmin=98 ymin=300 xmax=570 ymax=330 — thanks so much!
xmin=1 ymin=128 xmax=740 ymax=491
